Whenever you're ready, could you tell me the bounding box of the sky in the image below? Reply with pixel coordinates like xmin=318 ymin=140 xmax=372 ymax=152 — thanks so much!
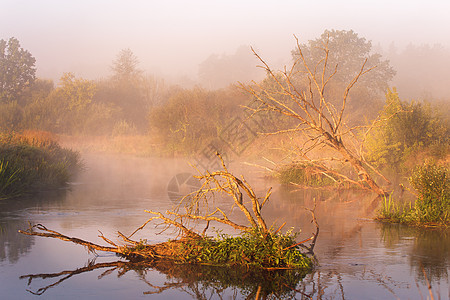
xmin=1 ymin=0 xmax=450 ymax=82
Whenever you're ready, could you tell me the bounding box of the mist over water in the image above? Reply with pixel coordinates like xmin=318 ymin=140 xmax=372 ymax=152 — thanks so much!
xmin=0 ymin=154 xmax=448 ymax=299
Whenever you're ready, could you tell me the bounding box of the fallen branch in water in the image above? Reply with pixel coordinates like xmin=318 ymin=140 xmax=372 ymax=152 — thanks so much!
xmin=19 ymin=153 xmax=319 ymax=270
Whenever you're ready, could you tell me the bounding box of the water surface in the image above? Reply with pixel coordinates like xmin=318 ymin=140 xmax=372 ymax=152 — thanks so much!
xmin=0 ymin=154 xmax=448 ymax=299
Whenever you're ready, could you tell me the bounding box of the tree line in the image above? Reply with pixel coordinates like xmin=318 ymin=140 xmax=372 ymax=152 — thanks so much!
xmin=0 ymin=31 xmax=448 ymax=179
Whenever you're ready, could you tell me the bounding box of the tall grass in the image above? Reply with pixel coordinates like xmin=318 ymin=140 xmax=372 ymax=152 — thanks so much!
xmin=0 ymin=131 xmax=81 ymax=199
xmin=0 ymin=160 xmax=24 ymax=199
xmin=377 ymin=161 xmax=449 ymax=226
xmin=377 ymin=193 xmax=413 ymax=223
xmin=276 ymin=163 xmax=337 ymax=187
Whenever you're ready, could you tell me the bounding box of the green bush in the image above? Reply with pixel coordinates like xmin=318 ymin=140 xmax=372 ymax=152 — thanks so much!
xmin=365 ymin=88 xmax=449 ymax=173
xmin=174 ymin=228 xmax=312 ymax=270
xmin=409 ymin=161 xmax=449 ymax=224
xmin=377 ymin=161 xmax=449 ymax=226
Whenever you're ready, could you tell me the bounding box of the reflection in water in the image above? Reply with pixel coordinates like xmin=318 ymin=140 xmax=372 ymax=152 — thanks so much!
xmin=0 ymin=190 xmax=67 ymax=264
xmin=21 ymin=260 xmax=309 ymax=299
xmin=20 ymin=256 xmax=436 ymax=299
xmin=380 ymin=223 xmax=449 ymax=282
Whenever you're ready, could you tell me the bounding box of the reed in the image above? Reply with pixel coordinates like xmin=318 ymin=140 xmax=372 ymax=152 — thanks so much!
xmin=376 ymin=162 xmax=449 ymax=226
xmin=0 ymin=131 xmax=81 ymax=199
xmin=276 ymin=163 xmax=337 ymax=187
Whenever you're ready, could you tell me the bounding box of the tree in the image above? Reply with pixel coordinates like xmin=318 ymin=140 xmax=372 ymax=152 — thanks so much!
xmin=0 ymin=37 xmax=36 ymax=102
xmin=106 ymin=49 xmax=150 ymax=132
xmin=111 ymin=48 xmax=142 ymax=83
xmin=291 ymin=30 xmax=395 ymax=122
xmin=293 ymin=30 xmax=395 ymax=94
xmin=365 ymin=88 xmax=449 ymax=172
xmin=58 ymin=73 xmax=97 ymax=112
xmin=242 ymin=36 xmax=390 ymax=196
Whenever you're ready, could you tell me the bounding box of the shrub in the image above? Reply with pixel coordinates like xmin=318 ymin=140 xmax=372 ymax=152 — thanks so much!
xmin=365 ymin=89 xmax=449 ymax=173
xmin=377 ymin=161 xmax=449 ymax=226
xmin=409 ymin=161 xmax=449 ymax=224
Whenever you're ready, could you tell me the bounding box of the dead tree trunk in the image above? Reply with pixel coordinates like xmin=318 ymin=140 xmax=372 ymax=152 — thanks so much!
xmin=241 ymin=36 xmax=389 ymax=196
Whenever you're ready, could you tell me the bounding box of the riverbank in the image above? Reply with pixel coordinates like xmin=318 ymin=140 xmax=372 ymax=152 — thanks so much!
xmin=0 ymin=131 xmax=82 ymax=199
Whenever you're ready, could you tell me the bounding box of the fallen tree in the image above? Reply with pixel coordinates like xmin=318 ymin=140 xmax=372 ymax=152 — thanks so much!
xmin=19 ymin=153 xmax=318 ymax=271
xmin=241 ymin=35 xmax=394 ymax=196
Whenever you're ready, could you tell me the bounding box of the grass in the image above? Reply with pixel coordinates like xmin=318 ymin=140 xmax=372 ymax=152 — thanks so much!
xmin=377 ymin=161 xmax=449 ymax=227
xmin=124 ymin=228 xmax=313 ymax=271
xmin=276 ymin=162 xmax=337 ymax=187
xmin=377 ymin=193 xmax=414 ymax=224
xmin=0 ymin=130 xmax=82 ymax=199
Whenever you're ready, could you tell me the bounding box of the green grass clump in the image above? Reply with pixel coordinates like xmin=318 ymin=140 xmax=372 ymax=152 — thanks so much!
xmin=377 ymin=193 xmax=414 ymax=224
xmin=277 ymin=163 xmax=336 ymax=187
xmin=0 ymin=131 xmax=81 ymax=199
xmin=173 ymin=228 xmax=312 ymax=270
xmin=377 ymin=161 xmax=449 ymax=226
xmin=409 ymin=162 xmax=449 ymax=224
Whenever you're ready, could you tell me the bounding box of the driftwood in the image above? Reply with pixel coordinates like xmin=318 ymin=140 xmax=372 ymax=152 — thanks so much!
xmin=19 ymin=153 xmax=319 ymax=267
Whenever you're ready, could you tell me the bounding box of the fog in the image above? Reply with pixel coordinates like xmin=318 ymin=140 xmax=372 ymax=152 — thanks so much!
xmin=2 ymin=0 xmax=450 ymax=98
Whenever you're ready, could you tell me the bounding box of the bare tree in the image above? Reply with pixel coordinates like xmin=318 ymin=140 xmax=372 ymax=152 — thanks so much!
xmin=241 ymin=36 xmax=389 ymax=196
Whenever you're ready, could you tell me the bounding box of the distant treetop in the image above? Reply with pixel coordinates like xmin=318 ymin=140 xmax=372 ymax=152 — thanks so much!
xmin=0 ymin=37 xmax=36 ymax=102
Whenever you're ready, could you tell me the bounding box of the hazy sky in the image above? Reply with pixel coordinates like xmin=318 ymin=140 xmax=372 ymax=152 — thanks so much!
xmin=2 ymin=0 xmax=450 ymax=82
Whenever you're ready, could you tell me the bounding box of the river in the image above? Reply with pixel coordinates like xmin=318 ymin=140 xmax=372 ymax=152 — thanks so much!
xmin=0 ymin=154 xmax=448 ymax=299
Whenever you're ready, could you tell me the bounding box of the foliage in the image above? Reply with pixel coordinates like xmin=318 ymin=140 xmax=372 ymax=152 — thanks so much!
xmin=21 ymin=74 xmax=120 ymax=135
xmin=276 ymin=163 xmax=337 ymax=187
xmin=1 ymin=47 xmax=167 ymax=136
xmin=120 ymin=228 xmax=312 ymax=270
xmin=111 ymin=48 xmax=142 ymax=83
xmin=377 ymin=161 xmax=449 ymax=226
xmin=409 ymin=161 xmax=449 ymax=224
xmin=149 ymin=86 xmax=248 ymax=153
xmin=0 ymin=37 xmax=36 ymax=103
xmin=0 ymin=159 xmax=25 ymax=199
xmin=293 ymin=29 xmax=395 ymax=94
xmin=91 ymin=49 xmax=162 ymax=133
xmin=377 ymin=193 xmax=414 ymax=224
xmin=170 ymin=228 xmax=312 ymax=270
xmin=0 ymin=101 xmax=23 ymax=131
xmin=58 ymin=73 xmax=97 ymax=111
xmin=292 ymin=29 xmax=395 ymax=122
xmin=365 ymin=89 xmax=449 ymax=173
xmin=0 ymin=131 xmax=81 ymax=199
